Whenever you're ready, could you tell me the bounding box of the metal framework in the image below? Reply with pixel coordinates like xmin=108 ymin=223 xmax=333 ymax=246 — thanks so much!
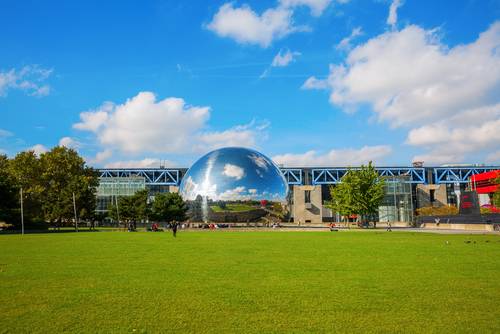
xmin=281 ymin=168 xmax=302 ymax=185
xmin=97 ymin=166 xmax=500 ymax=186
xmin=311 ymin=167 xmax=426 ymax=185
xmin=433 ymin=166 xmax=500 ymax=184
xmin=98 ymin=169 xmax=180 ymax=186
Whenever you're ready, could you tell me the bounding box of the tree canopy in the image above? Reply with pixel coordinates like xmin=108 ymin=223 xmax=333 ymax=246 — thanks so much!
xmin=1 ymin=146 xmax=98 ymax=228
xmin=325 ymin=162 xmax=385 ymax=221
xmin=150 ymin=192 xmax=187 ymax=222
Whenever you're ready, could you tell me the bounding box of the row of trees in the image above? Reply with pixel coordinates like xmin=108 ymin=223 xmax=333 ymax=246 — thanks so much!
xmin=325 ymin=162 xmax=386 ymax=222
xmin=0 ymin=146 xmax=189 ymax=230
xmin=107 ymin=189 xmax=187 ymax=225
xmin=0 ymin=147 xmax=98 ymax=228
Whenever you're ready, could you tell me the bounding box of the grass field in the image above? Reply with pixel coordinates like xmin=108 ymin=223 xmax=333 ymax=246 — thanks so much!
xmin=210 ymin=203 xmax=256 ymax=212
xmin=1 ymin=230 xmax=499 ymax=333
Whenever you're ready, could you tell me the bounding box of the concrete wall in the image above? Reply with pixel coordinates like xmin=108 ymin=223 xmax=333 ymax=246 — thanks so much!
xmin=421 ymin=223 xmax=495 ymax=231
xmin=416 ymin=184 xmax=448 ymax=207
xmin=293 ymin=185 xmax=323 ymax=224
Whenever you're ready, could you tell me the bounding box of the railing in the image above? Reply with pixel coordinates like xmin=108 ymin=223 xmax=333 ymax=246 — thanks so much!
xmin=312 ymin=167 xmax=426 ymax=185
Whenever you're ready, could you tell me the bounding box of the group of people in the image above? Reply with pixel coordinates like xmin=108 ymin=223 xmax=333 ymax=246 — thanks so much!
xmin=150 ymin=221 xmax=179 ymax=237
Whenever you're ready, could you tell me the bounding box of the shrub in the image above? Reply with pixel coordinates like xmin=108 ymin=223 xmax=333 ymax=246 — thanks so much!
xmin=416 ymin=205 xmax=458 ymax=216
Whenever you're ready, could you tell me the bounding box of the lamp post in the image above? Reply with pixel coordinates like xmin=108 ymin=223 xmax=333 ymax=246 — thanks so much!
xmin=20 ymin=187 xmax=24 ymax=235
xmin=73 ymin=192 xmax=78 ymax=232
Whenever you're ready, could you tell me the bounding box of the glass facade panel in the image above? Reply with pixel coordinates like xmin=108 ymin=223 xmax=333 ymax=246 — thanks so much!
xmin=378 ymin=176 xmax=413 ymax=222
xmin=96 ymin=177 xmax=146 ymax=213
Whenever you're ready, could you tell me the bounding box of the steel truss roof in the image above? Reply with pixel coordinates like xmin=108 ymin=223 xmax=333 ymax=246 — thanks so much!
xmin=98 ymin=166 xmax=500 ymax=186
xmin=280 ymin=168 xmax=302 ymax=185
xmin=98 ymin=169 xmax=180 ymax=186
xmin=433 ymin=167 xmax=499 ymax=184
xmin=311 ymin=167 xmax=426 ymax=185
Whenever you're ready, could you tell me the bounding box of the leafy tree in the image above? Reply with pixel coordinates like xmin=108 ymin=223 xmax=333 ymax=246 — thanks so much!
xmin=0 ymin=155 xmax=19 ymax=224
xmin=108 ymin=189 xmax=150 ymax=225
xmin=326 ymin=162 xmax=385 ymax=223
xmin=8 ymin=151 xmax=44 ymax=222
xmin=151 ymin=192 xmax=187 ymax=222
xmin=39 ymin=146 xmax=98 ymax=229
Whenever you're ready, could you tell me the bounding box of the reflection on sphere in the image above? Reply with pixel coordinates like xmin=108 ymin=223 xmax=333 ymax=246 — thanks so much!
xmin=179 ymin=147 xmax=289 ymax=223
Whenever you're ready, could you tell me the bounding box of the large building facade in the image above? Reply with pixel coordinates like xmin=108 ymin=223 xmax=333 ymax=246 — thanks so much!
xmin=96 ymin=165 xmax=500 ymax=223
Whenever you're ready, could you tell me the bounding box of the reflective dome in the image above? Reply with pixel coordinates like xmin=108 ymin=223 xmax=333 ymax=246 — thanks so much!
xmin=179 ymin=147 xmax=289 ymax=222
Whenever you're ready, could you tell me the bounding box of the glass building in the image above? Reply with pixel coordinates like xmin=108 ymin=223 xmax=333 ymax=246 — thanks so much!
xmin=96 ymin=177 xmax=146 ymax=213
xmin=378 ymin=176 xmax=413 ymax=222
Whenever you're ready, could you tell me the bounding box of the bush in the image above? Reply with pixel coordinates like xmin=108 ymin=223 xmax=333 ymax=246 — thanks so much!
xmin=416 ymin=205 xmax=458 ymax=216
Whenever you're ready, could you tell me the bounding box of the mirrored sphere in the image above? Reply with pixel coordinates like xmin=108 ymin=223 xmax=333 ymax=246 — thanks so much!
xmin=179 ymin=147 xmax=289 ymax=222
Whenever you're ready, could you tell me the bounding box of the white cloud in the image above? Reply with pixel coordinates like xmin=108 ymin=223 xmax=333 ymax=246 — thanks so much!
xmin=74 ymin=92 xmax=266 ymax=155
xmin=272 ymin=49 xmax=301 ymax=67
xmin=0 ymin=65 xmax=52 ymax=97
xmin=90 ymin=150 xmax=113 ymax=164
xmin=218 ymin=186 xmax=248 ymax=201
xmin=222 ymin=163 xmax=245 ymax=180
xmin=58 ymin=137 xmax=80 ymax=149
xmin=486 ymin=150 xmax=500 ymax=164
xmin=336 ymin=26 xmax=363 ymax=51
xmin=206 ymin=1 xmax=349 ymax=47
xmin=0 ymin=129 xmax=13 ymax=137
xmin=104 ymin=158 xmax=175 ymax=168
xmin=387 ymin=0 xmax=403 ymax=28
xmin=73 ymin=102 xmax=113 ymax=132
xmin=29 ymin=144 xmax=48 ymax=156
xmin=261 ymin=49 xmax=301 ymax=78
xmin=206 ymin=3 xmax=297 ymax=47
xmin=304 ymin=22 xmax=500 ymax=163
xmin=280 ymin=0 xmax=333 ymax=16
xmin=307 ymin=22 xmax=500 ymax=127
xmin=301 ymin=76 xmax=329 ymax=89
xmin=407 ymin=104 xmax=500 ymax=164
xmin=272 ymin=145 xmax=392 ymax=166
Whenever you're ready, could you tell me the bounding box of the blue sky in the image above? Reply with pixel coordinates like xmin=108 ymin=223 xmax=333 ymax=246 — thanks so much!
xmin=1 ymin=0 xmax=499 ymax=167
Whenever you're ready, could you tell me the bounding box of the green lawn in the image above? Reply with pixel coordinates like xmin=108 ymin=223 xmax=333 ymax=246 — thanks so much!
xmin=210 ymin=203 xmax=257 ymax=212
xmin=1 ymin=231 xmax=499 ymax=333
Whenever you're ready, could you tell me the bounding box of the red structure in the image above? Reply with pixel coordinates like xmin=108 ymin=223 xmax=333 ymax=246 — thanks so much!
xmin=470 ymin=170 xmax=500 ymax=194
xmin=470 ymin=170 xmax=500 ymax=213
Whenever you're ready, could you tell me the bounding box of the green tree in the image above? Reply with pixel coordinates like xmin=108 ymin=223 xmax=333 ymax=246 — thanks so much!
xmin=326 ymin=162 xmax=385 ymax=223
xmin=8 ymin=151 xmax=44 ymax=222
xmin=108 ymin=189 xmax=150 ymax=226
xmin=151 ymin=192 xmax=187 ymax=222
xmin=0 ymin=155 xmax=19 ymax=224
xmin=39 ymin=146 xmax=98 ymax=229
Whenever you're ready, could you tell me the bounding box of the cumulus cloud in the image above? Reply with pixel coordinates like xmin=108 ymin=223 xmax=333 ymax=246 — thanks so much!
xmin=280 ymin=0 xmax=333 ymax=16
xmin=222 ymin=163 xmax=245 ymax=180
xmin=74 ymin=91 xmax=267 ymax=156
xmin=486 ymin=150 xmax=500 ymax=164
xmin=272 ymin=49 xmax=301 ymax=67
xmin=304 ymin=22 xmax=500 ymax=163
xmin=90 ymin=150 xmax=113 ymax=164
xmin=0 ymin=129 xmax=13 ymax=137
xmin=272 ymin=145 xmax=392 ymax=166
xmin=407 ymin=104 xmax=500 ymax=164
xmin=261 ymin=48 xmax=301 ymax=78
xmin=387 ymin=0 xmax=403 ymax=28
xmin=0 ymin=65 xmax=52 ymax=97
xmin=104 ymin=158 xmax=175 ymax=168
xmin=206 ymin=3 xmax=297 ymax=47
xmin=301 ymin=76 xmax=329 ymax=89
xmin=336 ymin=26 xmax=363 ymax=51
xmin=206 ymin=0 xmax=345 ymax=47
xmin=58 ymin=137 xmax=80 ymax=149
xmin=29 ymin=144 xmax=48 ymax=156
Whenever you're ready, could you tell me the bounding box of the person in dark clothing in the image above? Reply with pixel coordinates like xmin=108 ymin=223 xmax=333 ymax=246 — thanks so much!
xmin=172 ymin=221 xmax=178 ymax=237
